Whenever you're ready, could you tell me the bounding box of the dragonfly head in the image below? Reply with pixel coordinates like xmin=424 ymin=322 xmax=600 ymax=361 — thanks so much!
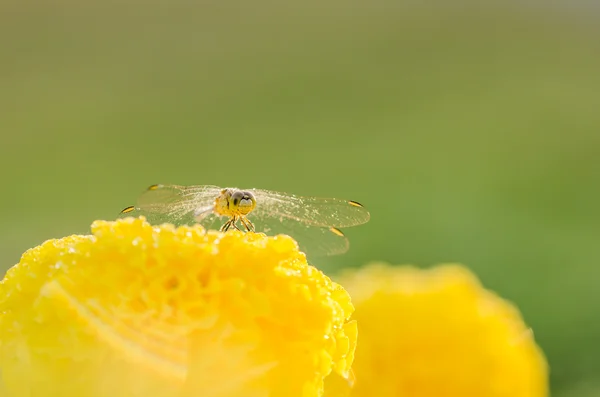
xmin=229 ymin=190 xmax=256 ymax=216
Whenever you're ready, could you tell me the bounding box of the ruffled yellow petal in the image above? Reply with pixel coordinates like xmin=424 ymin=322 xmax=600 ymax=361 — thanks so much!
xmin=337 ymin=263 xmax=549 ymax=397
xmin=0 ymin=217 xmax=356 ymax=397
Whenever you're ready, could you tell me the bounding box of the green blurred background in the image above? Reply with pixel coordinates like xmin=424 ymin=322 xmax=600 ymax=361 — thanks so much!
xmin=1 ymin=1 xmax=599 ymax=395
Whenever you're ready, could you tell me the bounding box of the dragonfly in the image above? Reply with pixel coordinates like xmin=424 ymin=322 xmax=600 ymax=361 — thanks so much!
xmin=120 ymin=184 xmax=370 ymax=256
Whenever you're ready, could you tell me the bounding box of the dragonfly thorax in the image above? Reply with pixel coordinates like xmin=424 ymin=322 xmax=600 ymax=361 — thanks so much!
xmin=214 ymin=188 xmax=257 ymax=217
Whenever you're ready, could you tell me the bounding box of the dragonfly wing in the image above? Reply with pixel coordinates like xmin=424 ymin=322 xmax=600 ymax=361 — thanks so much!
xmin=247 ymin=214 xmax=350 ymax=257
xmin=121 ymin=184 xmax=223 ymax=225
xmin=250 ymin=189 xmax=370 ymax=228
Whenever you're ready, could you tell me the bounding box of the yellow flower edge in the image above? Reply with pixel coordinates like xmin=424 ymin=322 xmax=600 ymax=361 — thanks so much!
xmin=0 ymin=217 xmax=356 ymax=397
xmin=337 ymin=263 xmax=549 ymax=397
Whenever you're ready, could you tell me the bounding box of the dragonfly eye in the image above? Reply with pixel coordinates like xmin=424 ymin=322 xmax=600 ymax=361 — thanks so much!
xmin=229 ymin=191 xmax=256 ymax=215
xmin=230 ymin=191 xmax=243 ymax=206
xmin=238 ymin=191 xmax=256 ymax=215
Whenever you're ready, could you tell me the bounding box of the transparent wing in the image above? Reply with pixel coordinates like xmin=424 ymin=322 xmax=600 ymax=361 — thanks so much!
xmin=250 ymin=189 xmax=370 ymax=228
xmin=248 ymin=214 xmax=350 ymax=257
xmin=120 ymin=184 xmax=223 ymax=225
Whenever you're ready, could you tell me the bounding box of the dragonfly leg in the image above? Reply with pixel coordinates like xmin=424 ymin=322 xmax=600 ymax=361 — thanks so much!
xmin=220 ymin=217 xmax=234 ymax=232
xmin=240 ymin=217 xmax=255 ymax=232
xmin=230 ymin=216 xmax=242 ymax=231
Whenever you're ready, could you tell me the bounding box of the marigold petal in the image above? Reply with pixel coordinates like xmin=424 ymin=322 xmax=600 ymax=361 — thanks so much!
xmin=0 ymin=217 xmax=356 ymax=397
xmin=337 ymin=263 xmax=549 ymax=397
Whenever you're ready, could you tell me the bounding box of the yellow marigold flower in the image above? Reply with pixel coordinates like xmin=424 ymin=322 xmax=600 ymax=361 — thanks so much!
xmin=337 ymin=263 xmax=549 ymax=397
xmin=0 ymin=217 xmax=357 ymax=397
